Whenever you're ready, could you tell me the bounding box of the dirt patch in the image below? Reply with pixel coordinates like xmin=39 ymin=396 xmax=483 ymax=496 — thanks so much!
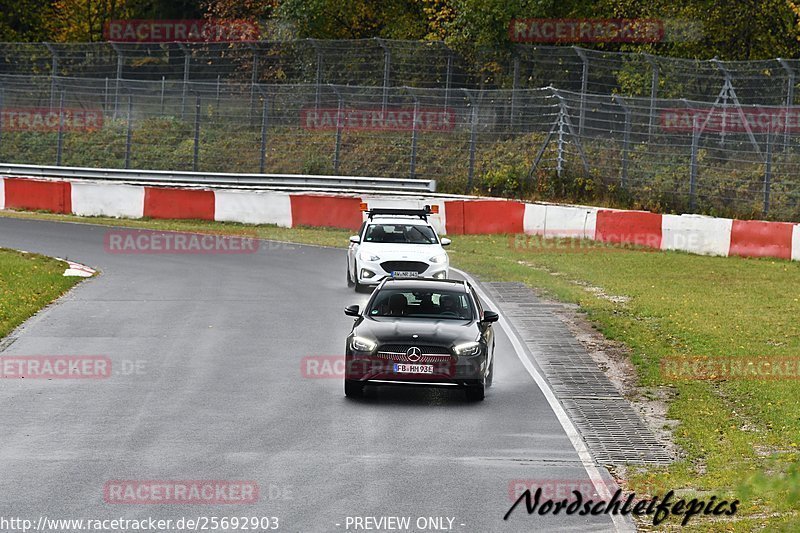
xmin=557 ymin=303 xmax=681 ymax=459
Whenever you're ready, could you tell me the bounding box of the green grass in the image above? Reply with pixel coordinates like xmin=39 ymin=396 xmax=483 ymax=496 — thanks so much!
xmin=1 ymin=209 xmax=798 ymax=530
xmin=0 ymin=248 xmax=83 ymax=339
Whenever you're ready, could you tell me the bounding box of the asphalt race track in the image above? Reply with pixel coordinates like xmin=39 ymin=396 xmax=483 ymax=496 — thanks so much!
xmin=0 ymin=217 xmax=623 ymax=532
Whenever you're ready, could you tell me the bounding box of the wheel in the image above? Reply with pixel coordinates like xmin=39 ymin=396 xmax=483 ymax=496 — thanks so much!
xmin=346 ymin=261 xmax=355 ymax=287
xmin=485 ymin=356 xmax=494 ymax=388
xmin=344 ymin=379 xmax=365 ymax=398
xmin=465 ymin=382 xmax=485 ymax=402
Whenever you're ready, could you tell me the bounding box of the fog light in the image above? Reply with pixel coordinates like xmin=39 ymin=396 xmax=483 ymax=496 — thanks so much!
xmin=433 ymin=271 xmax=447 ymax=279
xmin=361 ymin=269 xmax=375 ymax=279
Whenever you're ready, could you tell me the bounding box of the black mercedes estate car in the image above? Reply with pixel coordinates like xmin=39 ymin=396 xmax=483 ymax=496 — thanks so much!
xmin=343 ymin=278 xmax=498 ymax=401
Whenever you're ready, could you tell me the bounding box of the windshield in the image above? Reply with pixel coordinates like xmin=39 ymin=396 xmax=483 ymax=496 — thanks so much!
xmin=367 ymin=289 xmax=473 ymax=320
xmin=364 ymin=223 xmax=438 ymax=244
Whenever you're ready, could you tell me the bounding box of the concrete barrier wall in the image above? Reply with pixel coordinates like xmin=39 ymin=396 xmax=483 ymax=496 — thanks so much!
xmin=71 ymin=182 xmax=145 ymax=218
xmin=2 ymin=176 xmax=800 ymax=262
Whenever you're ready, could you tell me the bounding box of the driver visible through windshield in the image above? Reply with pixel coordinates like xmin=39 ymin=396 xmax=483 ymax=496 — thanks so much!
xmin=364 ymin=224 xmax=438 ymax=244
xmin=368 ymin=289 xmax=473 ymax=320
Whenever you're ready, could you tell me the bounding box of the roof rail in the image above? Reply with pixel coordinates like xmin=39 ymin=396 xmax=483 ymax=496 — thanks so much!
xmin=364 ymin=205 xmax=437 ymax=220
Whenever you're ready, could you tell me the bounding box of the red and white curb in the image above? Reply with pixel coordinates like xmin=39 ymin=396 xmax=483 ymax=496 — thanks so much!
xmin=1 ymin=176 xmax=798 ymax=262
xmin=58 ymin=258 xmax=96 ymax=278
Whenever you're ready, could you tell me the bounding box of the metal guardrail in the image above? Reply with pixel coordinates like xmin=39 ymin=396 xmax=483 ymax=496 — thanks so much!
xmin=0 ymin=164 xmax=437 ymax=194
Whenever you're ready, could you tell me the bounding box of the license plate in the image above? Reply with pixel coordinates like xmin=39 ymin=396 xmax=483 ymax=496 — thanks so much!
xmin=392 ymin=271 xmax=419 ymax=278
xmin=394 ymin=363 xmax=434 ymax=374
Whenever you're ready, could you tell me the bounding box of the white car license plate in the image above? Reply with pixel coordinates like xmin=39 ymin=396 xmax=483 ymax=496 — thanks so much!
xmin=394 ymin=363 xmax=434 ymax=374
xmin=392 ymin=271 xmax=419 ymax=278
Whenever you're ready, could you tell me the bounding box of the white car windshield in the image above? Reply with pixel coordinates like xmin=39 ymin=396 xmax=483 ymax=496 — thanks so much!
xmin=364 ymin=223 xmax=438 ymax=244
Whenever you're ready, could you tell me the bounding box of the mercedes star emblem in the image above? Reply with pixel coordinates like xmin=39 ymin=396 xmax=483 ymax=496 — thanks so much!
xmin=406 ymin=346 xmax=422 ymax=362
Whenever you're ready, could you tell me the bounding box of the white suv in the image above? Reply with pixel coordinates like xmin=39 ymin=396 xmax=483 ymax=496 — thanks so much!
xmin=346 ymin=206 xmax=451 ymax=291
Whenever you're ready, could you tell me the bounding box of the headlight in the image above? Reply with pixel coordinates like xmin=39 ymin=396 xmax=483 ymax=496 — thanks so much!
xmin=429 ymin=253 xmax=448 ymax=264
xmin=453 ymin=341 xmax=481 ymax=356
xmin=351 ymin=336 xmax=377 ymax=352
xmin=359 ymin=251 xmax=380 ymax=262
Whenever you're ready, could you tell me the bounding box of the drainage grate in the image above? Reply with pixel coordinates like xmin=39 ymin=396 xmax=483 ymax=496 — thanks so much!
xmin=482 ymin=282 xmax=672 ymax=466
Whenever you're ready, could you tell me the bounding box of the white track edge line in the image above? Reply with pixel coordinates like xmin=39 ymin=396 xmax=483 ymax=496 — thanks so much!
xmin=451 ymin=267 xmax=634 ymax=533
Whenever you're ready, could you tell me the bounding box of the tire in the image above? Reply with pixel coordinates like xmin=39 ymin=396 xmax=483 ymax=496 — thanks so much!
xmin=344 ymin=379 xmax=365 ymax=398
xmin=485 ymin=356 xmax=494 ymax=388
xmin=346 ymin=261 xmax=355 ymax=287
xmin=465 ymin=382 xmax=485 ymax=402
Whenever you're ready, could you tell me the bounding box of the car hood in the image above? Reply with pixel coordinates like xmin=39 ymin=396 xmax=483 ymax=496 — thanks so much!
xmin=358 ymin=242 xmax=446 ymax=259
xmin=354 ymin=317 xmax=477 ymax=347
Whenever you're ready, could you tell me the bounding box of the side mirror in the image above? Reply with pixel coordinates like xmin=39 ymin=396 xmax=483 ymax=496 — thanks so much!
xmin=482 ymin=310 xmax=499 ymax=323
xmin=349 ymin=235 xmax=361 ymax=244
xmin=440 ymin=238 xmax=451 ymax=246
xmin=344 ymin=304 xmax=360 ymax=317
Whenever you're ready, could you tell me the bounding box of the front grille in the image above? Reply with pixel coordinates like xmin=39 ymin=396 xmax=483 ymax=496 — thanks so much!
xmin=376 ymin=344 xmax=453 ymax=363
xmin=380 ymin=261 xmax=429 ymax=274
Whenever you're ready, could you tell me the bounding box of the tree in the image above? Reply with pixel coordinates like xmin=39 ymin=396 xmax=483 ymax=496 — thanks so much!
xmin=47 ymin=0 xmax=135 ymax=42
xmin=0 ymin=0 xmax=52 ymax=41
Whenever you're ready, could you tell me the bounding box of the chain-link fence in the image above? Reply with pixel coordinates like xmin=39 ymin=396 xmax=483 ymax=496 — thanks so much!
xmin=1 ymin=40 xmax=799 ymax=105
xmin=1 ymin=73 xmax=798 ymax=221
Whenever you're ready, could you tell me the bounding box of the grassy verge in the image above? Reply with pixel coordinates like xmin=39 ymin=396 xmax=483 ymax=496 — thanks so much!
xmin=0 ymin=248 xmax=83 ymax=340
xmin=1 ymin=209 xmax=798 ymax=530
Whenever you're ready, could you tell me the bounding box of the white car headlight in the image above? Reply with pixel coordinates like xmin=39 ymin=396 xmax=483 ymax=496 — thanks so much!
xmin=359 ymin=251 xmax=380 ymax=262
xmin=453 ymin=341 xmax=481 ymax=356
xmin=351 ymin=336 xmax=377 ymax=352
xmin=429 ymin=253 xmax=448 ymax=264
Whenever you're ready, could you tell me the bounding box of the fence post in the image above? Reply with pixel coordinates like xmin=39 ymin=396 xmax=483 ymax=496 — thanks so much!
xmin=44 ymin=42 xmax=58 ymax=109
xmin=462 ymin=89 xmax=478 ymax=192
xmin=409 ymin=93 xmax=419 ymax=179
xmin=574 ymin=47 xmax=588 ymax=135
xmin=125 ymin=94 xmax=133 ymax=169
xmin=160 ymin=76 xmax=166 ymax=114
xmin=444 ymin=47 xmax=453 ymax=109
xmin=778 ymin=58 xmax=794 ymax=151
xmin=111 ymin=43 xmax=123 ymax=119
xmin=249 ymin=44 xmax=259 ymax=126
xmin=193 ymin=94 xmax=201 ymax=171
xmin=55 ymin=91 xmax=65 ymax=166
xmin=764 ymin=124 xmax=773 ymax=216
xmin=614 ymin=95 xmax=631 ymax=188
xmin=259 ymin=93 xmax=269 ymax=173
xmin=510 ymin=55 xmax=519 ymax=130
xmin=104 ymin=77 xmax=109 ymax=113
xmin=178 ymin=43 xmax=190 ymax=119
xmin=309 ymin=39 xmax=323 ymax=112
xmin=329 ymin=84 xmax=343 ymax=174
xmin=689 ymin=115 xmax=700 ymax=212
xmin=377 ymin=39 xmax=391 ymax=114
xmin=645 ymin=54 xmax=658 ymax=141
xmin=557 ymin=101 xmax=566 ymax=179
xmin=216 ymin=75 xmax=221 ymax=108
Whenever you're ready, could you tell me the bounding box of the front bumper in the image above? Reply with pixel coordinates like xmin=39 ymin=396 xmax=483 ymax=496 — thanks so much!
xmin=356 ymin=259 xmax=449 ymax=285
xmin=344 ymin=349 xmax=486 ymax=385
